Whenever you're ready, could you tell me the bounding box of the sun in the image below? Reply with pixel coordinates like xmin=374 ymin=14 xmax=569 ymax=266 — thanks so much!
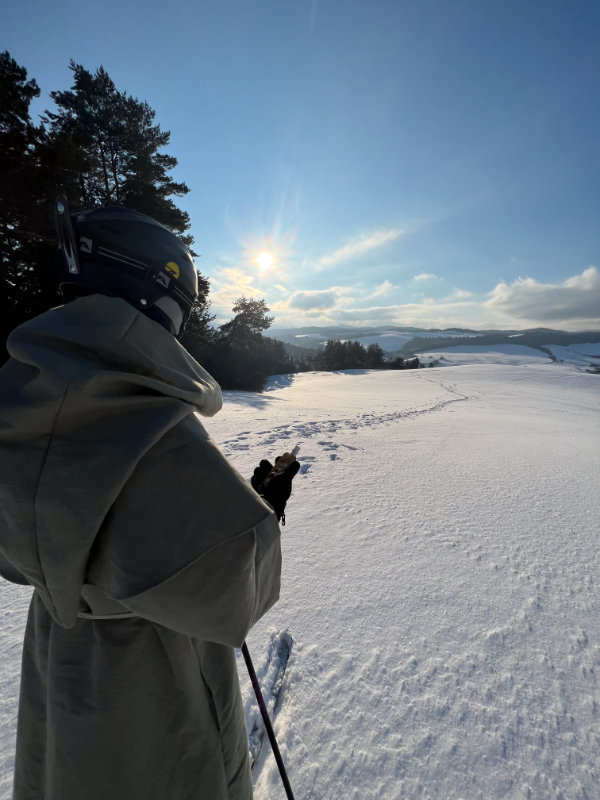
xmin=256 ymin=251 xmax=274 ymax=272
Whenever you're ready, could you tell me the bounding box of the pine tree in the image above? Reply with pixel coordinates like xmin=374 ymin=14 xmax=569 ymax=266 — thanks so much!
xmin=365 ymin=343 xmax=385 ymax=368
xmin=0 ymin=52 xmax=59 ymax=359
xmin=0 ymin=50 xmax=40 ymax=278
xmin=45 ymin=62 xmax=192 ymax=243
xmin=179 ymin=273 xmax=217 ymax=351
xmin=219 ymin=297 xmax=274 ymax=346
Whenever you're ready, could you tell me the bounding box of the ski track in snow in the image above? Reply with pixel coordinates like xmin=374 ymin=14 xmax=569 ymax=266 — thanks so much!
xmin=242 ymin=629 xmax=293 ymax=771
xmin=2 ymin=362 xmax=599 ymax=800
xmin=218 ymin=373 xmax=471 ymax=461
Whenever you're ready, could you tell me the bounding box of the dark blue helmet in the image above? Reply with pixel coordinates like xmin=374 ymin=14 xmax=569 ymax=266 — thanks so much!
xmin=55 ymin=195 xmax=198 ymax=337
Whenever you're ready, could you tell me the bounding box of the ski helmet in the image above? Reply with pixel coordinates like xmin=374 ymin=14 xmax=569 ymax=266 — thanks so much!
xmin=55 ymin=195 xmax=198 ymax=337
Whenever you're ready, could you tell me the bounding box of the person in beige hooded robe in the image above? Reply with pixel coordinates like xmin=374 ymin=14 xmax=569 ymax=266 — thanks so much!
xmin=0 ymin=201 xmax=296 ymax=800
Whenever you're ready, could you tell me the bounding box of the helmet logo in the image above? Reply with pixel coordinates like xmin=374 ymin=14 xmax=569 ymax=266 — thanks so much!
xmin=155 ymin=272 xmax=171 ymax=288
xmin=165 ymin=261 xmax=180 ymax=279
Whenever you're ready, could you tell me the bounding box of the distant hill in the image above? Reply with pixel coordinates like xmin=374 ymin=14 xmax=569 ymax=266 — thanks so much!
xmin=268 ymin=325 xmax=482 ymax=352
xmin=267 ymin=325 xmax=600 ymax=373
xmin=268 ymin=325 xmax=600 ymax=356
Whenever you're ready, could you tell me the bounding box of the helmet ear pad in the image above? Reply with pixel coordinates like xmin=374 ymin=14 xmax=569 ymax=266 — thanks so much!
xmin=153 ymin=295 xmax=184 ymax=336
xmin=142 ymin=303 xmax=178 ymax=336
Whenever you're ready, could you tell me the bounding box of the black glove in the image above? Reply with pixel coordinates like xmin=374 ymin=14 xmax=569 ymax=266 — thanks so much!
xmin=251 ymin=457 xmax=300 ymax=523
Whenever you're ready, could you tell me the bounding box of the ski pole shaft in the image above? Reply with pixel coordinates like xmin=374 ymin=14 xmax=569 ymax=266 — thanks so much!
xmin=241 ymin=641 xmax=296 ymax=800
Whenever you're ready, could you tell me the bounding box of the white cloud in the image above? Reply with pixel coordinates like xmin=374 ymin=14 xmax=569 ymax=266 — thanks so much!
xmin=210 ymin=267 xmax=261 ymax=298
xmin=270 ymin=287 xmax=482 ymax=329
xmin=207 ymin=260 xmax=600 ymax=332
xmin=268 ymin=268 xmax=600 ymax=330
xmin=485 ymin=267 xmax=600 ymax=328
xmin=207 ymin=266 xmax=266 ymax=321
xmin=288 ymin=290 xmax=338 ymax=310
xmin=317 ymin=228 xmax=404 ymax=270
xmin=413 ymin=272 xmax=437 ymax=282
xmin=446 ymin=288 xmax=473 ymax=301
xmin=366 ymin=279 xmax=396 ymax=299
xmin=316 ymin=298 xmax=480 ymax=327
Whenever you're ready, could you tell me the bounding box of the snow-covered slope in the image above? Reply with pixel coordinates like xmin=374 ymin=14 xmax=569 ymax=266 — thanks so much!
xmin=1 ymin=358 xmax=598 ymax=799
xmin=546 ymin=343 xmax=600 ymax=369
xmin=419 ymin=343 xmax=550 ymax=367
xmin=418 ymin=341 xmax=600 ymax=371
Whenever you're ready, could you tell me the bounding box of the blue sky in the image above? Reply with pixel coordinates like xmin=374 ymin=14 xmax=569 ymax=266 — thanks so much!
xmin=5 ymin=0 xmax=600 ymax=330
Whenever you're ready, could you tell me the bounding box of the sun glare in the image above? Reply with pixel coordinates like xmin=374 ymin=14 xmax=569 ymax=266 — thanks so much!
xmin=256 ymin=251 xmax=274 ymax=272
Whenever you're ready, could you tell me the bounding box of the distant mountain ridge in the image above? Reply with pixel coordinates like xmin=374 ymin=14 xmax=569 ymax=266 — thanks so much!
xmin=267 ymin=325 xmax=600 ymax=357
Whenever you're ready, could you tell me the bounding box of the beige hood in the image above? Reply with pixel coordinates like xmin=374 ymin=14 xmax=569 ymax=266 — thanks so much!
xmin=0 ymin=294 xmax=222 ymax=627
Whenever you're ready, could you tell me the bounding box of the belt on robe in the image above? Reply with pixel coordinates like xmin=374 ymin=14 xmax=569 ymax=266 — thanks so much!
xmin=77 ymin=584 xmax=137 ymax=620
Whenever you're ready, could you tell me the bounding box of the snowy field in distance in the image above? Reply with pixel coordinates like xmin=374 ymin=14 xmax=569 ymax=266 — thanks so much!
xmin=419 ymin=343 xmax=549 ymax=367
xmin=418 ymin=342 xmax=600 ymax=371
xmin=546 ymin=343 xmax=600 ymax=369
xmin=1 ymin=353 xmax=599 ymax=799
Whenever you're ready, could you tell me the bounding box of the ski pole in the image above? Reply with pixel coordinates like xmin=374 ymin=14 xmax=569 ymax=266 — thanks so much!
xmin=241 ymin=641 xmax=296 ymax=800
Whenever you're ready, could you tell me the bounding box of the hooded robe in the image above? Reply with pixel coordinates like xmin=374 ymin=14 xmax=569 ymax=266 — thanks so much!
xmin=0 ymin=294 xmax=282 ymax=800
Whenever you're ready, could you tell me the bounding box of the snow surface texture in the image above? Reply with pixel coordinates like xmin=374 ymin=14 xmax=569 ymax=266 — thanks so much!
xmin=1 ymin=350 xmax=599 ymax=799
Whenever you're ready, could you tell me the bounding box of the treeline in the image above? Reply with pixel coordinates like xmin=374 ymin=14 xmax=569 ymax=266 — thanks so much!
xmin=185 ymin=322 xmax=421 ymax=390
xmin=293 ymin=339 xmax=420 ymax=372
